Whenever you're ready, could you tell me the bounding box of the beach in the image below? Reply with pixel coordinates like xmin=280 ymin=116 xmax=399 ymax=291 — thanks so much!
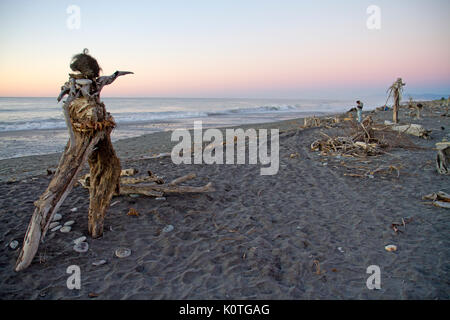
xmin=0 ymin=101 xmax=449 ymax=299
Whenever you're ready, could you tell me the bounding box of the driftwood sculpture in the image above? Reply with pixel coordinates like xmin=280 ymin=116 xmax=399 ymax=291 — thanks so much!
xmin=15 ymin=49 xmax=133 ymax=271
xmin=387 ymin=78 xmax=406 ymax=124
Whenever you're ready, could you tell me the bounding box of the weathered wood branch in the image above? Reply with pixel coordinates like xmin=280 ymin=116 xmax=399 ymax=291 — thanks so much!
xmin=79 ymin=170 xmax=214 ymax=197
xmin=15 ymin=130 xmax=105 ymax=271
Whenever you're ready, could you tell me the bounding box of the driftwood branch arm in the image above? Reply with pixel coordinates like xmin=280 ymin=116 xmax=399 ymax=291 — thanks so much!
xmin=96 ymin=71 xmax=133 ymax=94
xmin=15 ymin=70 xmax=132 ymax=272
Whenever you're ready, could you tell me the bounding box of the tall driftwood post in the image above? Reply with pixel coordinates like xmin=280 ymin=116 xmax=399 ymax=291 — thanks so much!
xmin=388 ymin=78 xmax=405 ymax=124
xmin=15 ymin=49 xmax=132 ymax=271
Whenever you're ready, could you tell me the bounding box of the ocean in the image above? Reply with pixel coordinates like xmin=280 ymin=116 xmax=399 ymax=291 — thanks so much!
xmin=0 ymin=97 xmax=376 ymax=160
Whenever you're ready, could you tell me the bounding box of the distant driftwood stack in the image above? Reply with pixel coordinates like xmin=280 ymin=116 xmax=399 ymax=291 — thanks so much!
xmin=15 ymin=50 xmax=133 ymax=271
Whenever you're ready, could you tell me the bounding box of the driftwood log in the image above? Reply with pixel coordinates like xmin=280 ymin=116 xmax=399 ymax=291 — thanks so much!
xmin=79 ymin=171 xmax=215 ymax=198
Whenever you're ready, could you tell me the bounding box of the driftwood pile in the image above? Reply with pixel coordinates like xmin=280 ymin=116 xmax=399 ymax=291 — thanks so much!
xmin=303 ymin=115 xmax=351 ymax=129
xmin=310 ymin=116 xmax=394 ymax=157
xmin=78 ymin=169 xmax=215 ymax=197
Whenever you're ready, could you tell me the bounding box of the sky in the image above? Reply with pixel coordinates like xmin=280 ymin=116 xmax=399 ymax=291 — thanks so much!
xmin=0 ymin=0 xmax=449 ymax=99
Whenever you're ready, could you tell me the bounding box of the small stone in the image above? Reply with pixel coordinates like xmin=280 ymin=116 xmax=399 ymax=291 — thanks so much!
xmin=60 ymin=226 xmax=72 ymax=233
xmin=92 ymin=259 xmax=107 ymax=266
xmin=162 ymin=225 xmax=174 ymax=233
xmin=115 ymin=247 xmax=131 ymax=258
xmin=385 ymin=244 xmax=397 ymax=252
xmin=51 ymin=225 xmax=62 ymax=232
xmin=129 ymin=194 xmax=140 ymax=198
xmin=70 ymin=207 xmax=78 ymax=212
xmin=73 ymin=242 xmax=89 ymax=253
xmin=155 ymin=197 xmax=166 ymax=201
xmin=368 ymin=175 xmax=374 ymax=179
xmin=323 ymin=162 xmax=328 ymax=166
xmin=52 ymin=213 xmax=62 ymax=222
xmin=9 ymin=240 xmax=19 ymax=250
xmin=64 ymin=220 xmax=75 ymax=226
xmin=337 ymin=247 xmax=344 ymax=253
xmin=49 ymin=222 xmax=60 ymax=229
xmin=73 ymin=236 xmax=86 ymax=245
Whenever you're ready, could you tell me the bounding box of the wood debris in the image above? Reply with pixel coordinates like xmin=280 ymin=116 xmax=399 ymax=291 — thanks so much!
xmin=422 ymin=191 xmax=450 ymax=209
xmin=79 ymin=169 xmax=214 ymax=197
xmin=311 ymin=117 xmax=389 ymax=157
xmin=127 ymin=208 xmax=139 ymax=216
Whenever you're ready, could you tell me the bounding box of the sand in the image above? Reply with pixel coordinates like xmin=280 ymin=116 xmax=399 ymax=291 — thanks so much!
xmin=0 ymin=102 xmax=449 ymax=299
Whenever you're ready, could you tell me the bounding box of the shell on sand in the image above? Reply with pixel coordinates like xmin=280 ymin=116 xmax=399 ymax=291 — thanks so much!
xmin=385 ymin=245 xmax=397 ymax=252
xmin=51 ymin=225 xmax=62 ymax=232
xmin=115 ymin=247 xmax=131 ymax=258
xmin=92 ymin=259 xmax=107 ymax=266
xmin=9 ymin=240 xmax=19 ymax=250
xmin=60 ymin=226 xmax=72 ymax=233
xmin=162 ymin=225 xmax=174 ymax=233
xmin=49 ymin=222 xmax=60 ymax=229
xmin=73 ymin=236 xmax=86 ymax=245
xmin=73 ymin=242 xmax=89 ymax=253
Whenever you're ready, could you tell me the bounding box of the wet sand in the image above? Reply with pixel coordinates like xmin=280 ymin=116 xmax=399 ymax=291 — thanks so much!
xmin=0 ymin=102 xmax=449 ymax=299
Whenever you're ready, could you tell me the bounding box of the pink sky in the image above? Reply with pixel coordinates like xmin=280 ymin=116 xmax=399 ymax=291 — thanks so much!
xmin=0 ymin=0 xmax=449 ymax=98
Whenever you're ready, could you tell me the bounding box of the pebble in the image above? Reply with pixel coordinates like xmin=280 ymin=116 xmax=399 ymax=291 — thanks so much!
xmin=368 ymin=175 xmax=374 ymax=179
xmin=92 ymin=259 xmax=107 ymax=266
xmin=129 ymin=194 xmax=140 ymax=198
xmin=73 ymin=236 xmax=86 ymax=245
xmin=52 ymin=213 xmax=62 ymax=222
xmin=115 ymin=247 xmax=131 ymax=258
xmin=60 ymin=226 xmax=72 ymax=233
xmin=51 ymin=225 xmax=62 ymax=232
xmin=9 ymin=240 xmax=19 ymax=250
xmin=64 ymin=220 xmax=75 ymax=226
xmin=337 ymin=247 xmax=344 ymax=253
xmin=73 ymin=242 xmax=89 ymax=253
xmin=155 ymin=197 xmax=166 ymax=201
xmin=162 ymin=224 xmax=174 ymax=233
xmin=49 ymin=222 xmax=60 ymax=229
xmin=70 ymin=207 xmax=78 ymax=212
xmin=385 ymin=244 xmax=397 ymax=252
